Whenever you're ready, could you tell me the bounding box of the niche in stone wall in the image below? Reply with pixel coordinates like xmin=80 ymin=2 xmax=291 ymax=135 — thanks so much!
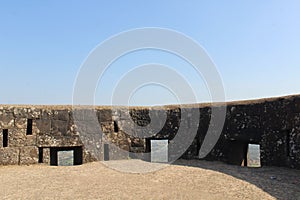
xmin=2 ymin=129 xmax=8 ymax=147
xmin=26 ymin=119 xmax=33 ymax=135
xmin=113 ymin=121 xmax=119 ymax=133
xmin=38 ymin=148 xmax=43 ymax=163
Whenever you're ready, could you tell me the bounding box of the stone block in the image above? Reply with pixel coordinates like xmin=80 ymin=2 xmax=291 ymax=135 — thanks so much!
xmin=53 ymin=110 xmax=70 ymax=121
xmin=37 ymin=134 xmax=82 ymax=147
xmin=12 ymin=107 xmax=41 ymax=119
xmin=0 ymin=118 xmax=14 ymax=129
xmin=72 ymin=109 xmax=97 ymax=121
xmin=100 ymin=122 xmax=113 ymax=133
xmin=42 ymin=147 xmax=50 ymax=164
xmin=8 ymin=129 xmax=36 ymax=147
xmin=19 ymin=146 xmax=38 ymax=165
xmin=0 ymin=147 xmax=19 ymax=165
xmin=36 ymin=118 xmax=51 ymax=133
xmin=15 ymin=118 xmax=27 ymax=129
xmin=97 ymin=109 xmax=112 ymax=122
xmin=51 ymin=119 xmax=69 ymax=135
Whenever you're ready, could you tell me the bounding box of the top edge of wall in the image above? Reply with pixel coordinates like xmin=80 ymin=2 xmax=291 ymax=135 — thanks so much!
xmin=0 ymin=94 xmax=299 ymax=110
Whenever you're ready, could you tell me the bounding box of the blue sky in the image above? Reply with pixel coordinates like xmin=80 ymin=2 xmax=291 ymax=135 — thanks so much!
xmin=0 ymin=1 xmax=300 ymax=105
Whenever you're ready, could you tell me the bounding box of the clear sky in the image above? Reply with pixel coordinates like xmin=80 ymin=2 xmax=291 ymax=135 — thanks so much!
xmin=1 ymin=1 xmax=300 ymax=105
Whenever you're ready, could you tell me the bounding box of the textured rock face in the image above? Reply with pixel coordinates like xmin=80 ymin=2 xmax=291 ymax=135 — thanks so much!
xmin=0 ymin=148 xmax=19 ymax=165
xmin=0 ymin=95 xmax=300 ymax=169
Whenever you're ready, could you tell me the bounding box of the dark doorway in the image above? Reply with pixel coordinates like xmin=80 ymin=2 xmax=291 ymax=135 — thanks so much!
xmin=145 ymin=138 xmax=151 ymax=153
xmin=3 ymin=129 xmax=8 ymax=147
xmin=227 ymin=140 xmax=248 ymax=166
xmin=26 ymin=119 xmax=33 ymax=135
xmin=50 ymin=146 xmax=83 ymax=166
xmin=38 ymin=148 xmax=43 ymax=163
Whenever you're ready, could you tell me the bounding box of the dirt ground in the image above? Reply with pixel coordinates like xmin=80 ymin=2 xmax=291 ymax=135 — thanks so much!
xmin=0 ymin=159 xmax=299 ymax=200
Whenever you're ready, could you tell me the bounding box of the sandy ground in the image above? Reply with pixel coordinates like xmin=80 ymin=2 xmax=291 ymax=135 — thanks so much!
xmin=0 ymin=159 xmax=299 ymax=200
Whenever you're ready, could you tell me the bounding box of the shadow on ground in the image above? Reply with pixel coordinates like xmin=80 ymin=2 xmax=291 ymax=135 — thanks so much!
xmin=173 ymin=159 xmax=300 ymax=200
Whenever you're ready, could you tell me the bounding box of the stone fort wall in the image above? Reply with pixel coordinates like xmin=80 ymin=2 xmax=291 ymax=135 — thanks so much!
xmin=0 ymin=95 xmax=300 ymax=169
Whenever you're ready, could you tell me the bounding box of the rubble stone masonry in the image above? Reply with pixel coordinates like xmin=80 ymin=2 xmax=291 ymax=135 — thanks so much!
xmin=0 ymin=94 xmax=299 ymax=169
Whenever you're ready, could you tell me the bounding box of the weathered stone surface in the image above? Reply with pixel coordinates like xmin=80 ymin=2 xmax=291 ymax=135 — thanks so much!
xmin=19 ymin=146 xmax=38 ymax=165
xmin=0 ymin=147 xmax=19 ymax=165
xmin=8 ymin=129 xmax=37 ymax=147
xmin=42 ymin=147 xmax=50 ymax=164
xmin=0 ymin=118 xmax=14 ymax=129
xmin=72 ymin=109 xmax=97 ymax=121
xmin=100 ymin=122 xmax=113 ymax=133
xmin=37 ymin=135 xmax=82 ymax=147
xmin=53 ymin=110 xmax=70 ymax=121
xmin=97 ymin=109 xmax=112 ymax=122
xmin=12 ymin=107 xmax=41 ymax=119
xmin=36 ymin=118 xmax=51 ymax=133
xmin=0 ymin=132 xmax=2 ymax=148
xmin=51 ymin=119 xmax=69 ymax=135
xmin=15 ymin=118 xmax=28 ymax=129
xmin=1 ymin=95 xmax=300 ymax=169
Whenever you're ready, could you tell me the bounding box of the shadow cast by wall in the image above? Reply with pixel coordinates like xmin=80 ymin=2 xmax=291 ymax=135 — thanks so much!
xmin=172 ymin=159 xmax=300 ymax=200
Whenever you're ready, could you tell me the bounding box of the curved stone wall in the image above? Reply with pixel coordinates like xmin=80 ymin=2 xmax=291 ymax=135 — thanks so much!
xmin=0 ymin=94 xmax=299 ymax=169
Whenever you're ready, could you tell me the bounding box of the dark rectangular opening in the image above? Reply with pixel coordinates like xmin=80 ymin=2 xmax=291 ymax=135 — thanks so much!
xmin=3 ymin=129 xmax=8 ymax=147
xmin=50 ymin=148 xmax=58 ymax=166
xmin=243 ymin=143 xmax=248 ymax=167
xmin=50 ymin=146 xmax=83 ymax=166
xmin=113 ymin=121 xmax=119 ymax=132
xmin=104 ymin=144 xmax=109 ymax=161
xmin=145 ymin=138 xmax=151 ymax=153
xmin=26 ymin=119 xmax=33 ymax=135
xmin=227 ymin=140 xmax=248 ymax=166
xmin=38 ymin=148 xmax=43 ymax=163
xmin=73 ymin=147 xmax=83 ymax=165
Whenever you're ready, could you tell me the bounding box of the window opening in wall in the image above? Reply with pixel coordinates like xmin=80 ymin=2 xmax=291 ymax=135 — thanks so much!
xmin=3 ymin=129 xmax=8 ymax=147
xmin=38 ymin=148 xmax=43 ymax=163
xmin=247 ymin=144 xmax=261 ymax=167
xmin=50 ymin=147 xmax=83 ymax=166
xmin=113 ymin=121 xmax=119 ymax=132
xmin=58 ymin=150 xmax=74 ymax=166
xmin=150 ymin=139 xmax=168 ymax=163
xmin=26 ymin=119 xmax=33 ymax=135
